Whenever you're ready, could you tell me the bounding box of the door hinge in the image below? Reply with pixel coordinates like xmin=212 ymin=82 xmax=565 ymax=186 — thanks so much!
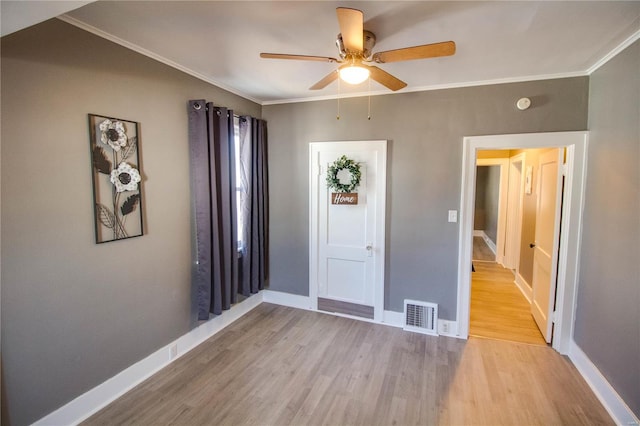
xmin=561 ymin=163 xmax=568 ymax=176
xmin=318 ymin=164 xmax=323 ymax=176
xmin=552 ymin=310 xmax=558 ymax=323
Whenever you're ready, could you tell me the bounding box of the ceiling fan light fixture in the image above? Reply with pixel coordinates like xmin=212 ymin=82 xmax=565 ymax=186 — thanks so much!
xmin=339 ymin=65 xmax=370 ymax=85
xmin=260 ymin=8 xmax=455 ymax=92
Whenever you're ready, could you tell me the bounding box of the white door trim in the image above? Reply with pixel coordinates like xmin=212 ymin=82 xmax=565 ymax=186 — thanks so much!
xmin=457 ymin=132 xmax=588 ymax=354
xmin=476 ymin=158 xmax=509 ymax=265
xmin=505 ymin=153 xmax=525 ymax=270
xmin=309 ymin=140 xmax=387 ymax=321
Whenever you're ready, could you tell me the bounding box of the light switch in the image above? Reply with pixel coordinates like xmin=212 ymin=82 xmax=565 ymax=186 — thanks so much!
xmin=448 ymin=210 xmax=457 ymax=223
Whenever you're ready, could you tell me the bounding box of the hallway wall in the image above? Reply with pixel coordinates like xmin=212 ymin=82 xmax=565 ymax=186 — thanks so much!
xmin=474 ymin=165 xmax=500 ymax=245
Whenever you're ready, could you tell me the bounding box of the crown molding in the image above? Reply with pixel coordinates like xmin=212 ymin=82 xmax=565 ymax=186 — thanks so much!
xmin=59 ymin=14 xmax=638 ymax=107
xmin=57 ymin=14 xmax=263 ymax=105
xmin=587 ymin=28 xmax=640 ymax=75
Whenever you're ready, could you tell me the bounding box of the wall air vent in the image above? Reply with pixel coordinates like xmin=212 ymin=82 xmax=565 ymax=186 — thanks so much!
xmin=403 ymin=299 xmax=438 ymax=336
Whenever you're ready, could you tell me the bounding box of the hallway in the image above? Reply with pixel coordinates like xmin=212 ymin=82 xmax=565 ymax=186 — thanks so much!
xmin=471 ymin=239 xmax=546 ymax=346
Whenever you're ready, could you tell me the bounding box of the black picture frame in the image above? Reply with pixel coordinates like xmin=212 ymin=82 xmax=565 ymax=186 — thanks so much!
xmin=88 ymin=114 xmax=144 ymax=243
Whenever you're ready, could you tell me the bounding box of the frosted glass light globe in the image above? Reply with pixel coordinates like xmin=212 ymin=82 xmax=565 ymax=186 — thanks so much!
xmin=339 ymin=66 xmax=370 ymax=85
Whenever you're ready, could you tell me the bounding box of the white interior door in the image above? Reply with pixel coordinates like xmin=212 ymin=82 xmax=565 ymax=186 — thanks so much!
xmin=309 ymin=141 xmax=387 ymax=321
xmin=531 ymin=148 xmax=563 ymax=342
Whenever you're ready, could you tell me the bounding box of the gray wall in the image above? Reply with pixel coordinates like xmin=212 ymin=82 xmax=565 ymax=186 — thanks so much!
xmin=484 ymin=165 xmax=500 ymax=244
xmin=1 ymin=20 xmax=261 ymax=426
xmin=575 ymin=39 xmax=640 ymax=417
xmin=474 ymin=165 xmax=500 ymax=245
xmin=263 ymin=77 xmax=589 ymax=316
xmin=474 ymin=167 xmax=488 ymax=231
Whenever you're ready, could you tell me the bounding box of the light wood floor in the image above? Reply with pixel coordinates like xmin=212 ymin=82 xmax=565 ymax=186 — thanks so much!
xmin=84 ymin=303 xmax=612 ymax=425
xmin=471 ymin=261 xmax=546 ymax=346
xmin=472 ymin=236 xmax=495 ymax=261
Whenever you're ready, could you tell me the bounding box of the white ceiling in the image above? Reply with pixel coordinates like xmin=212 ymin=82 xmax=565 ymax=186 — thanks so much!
xmin=0 ymin=0 xmax=94 ymax=37
xmin=5 ymin=1 xmax=640 ymax=104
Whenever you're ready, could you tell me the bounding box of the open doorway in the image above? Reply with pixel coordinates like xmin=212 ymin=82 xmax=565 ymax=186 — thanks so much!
xmin=457 ymin=132 xmax=588 ymax=355
xmin=469 ymin=150 xmax=546 ymax=346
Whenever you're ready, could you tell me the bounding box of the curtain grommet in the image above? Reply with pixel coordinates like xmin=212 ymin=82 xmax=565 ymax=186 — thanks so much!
xmin=193 ymin=102 xmax=201 ymax=110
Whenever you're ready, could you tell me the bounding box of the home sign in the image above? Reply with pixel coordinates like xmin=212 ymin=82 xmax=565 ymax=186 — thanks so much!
xmin=331 ymin=192 xmax=358 ymax=205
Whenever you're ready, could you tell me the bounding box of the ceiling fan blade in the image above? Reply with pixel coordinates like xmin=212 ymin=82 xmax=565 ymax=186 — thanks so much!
xmin=372 ymin=41 xmax=456 ymax=63
xmin=260 ymin=53 xmax=339 ymax=63
xmin=366 ymin=65 xmax=407 ymax=91
xmin=336 ymin=7 xmax=363 ymax=52
xmin=310 ymin=70 xmax=339 ymax=90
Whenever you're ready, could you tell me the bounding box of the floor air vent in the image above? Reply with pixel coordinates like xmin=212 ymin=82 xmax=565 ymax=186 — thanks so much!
xmin=404 ymin=300 xmax=438 ymax=336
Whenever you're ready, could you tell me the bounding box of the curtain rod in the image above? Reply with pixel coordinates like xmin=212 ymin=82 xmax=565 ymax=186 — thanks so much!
xmin=191 ymin=101 xmax=249 ymax=121
xmin=215 ymin=108 xmax=247 ymax=122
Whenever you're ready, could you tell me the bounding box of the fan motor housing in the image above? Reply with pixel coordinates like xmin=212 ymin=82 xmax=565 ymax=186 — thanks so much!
xmin=336 ymin=30 xmax=376 ymax=59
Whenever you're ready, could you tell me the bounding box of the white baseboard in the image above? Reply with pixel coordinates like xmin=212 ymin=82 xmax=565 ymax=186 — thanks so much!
xmin=473 ymin=230 xmax=497 ymax=255
xmin=483 ymin=236 xmax=497 ymax=255
xmin=569 ymin=340 xmax=639 ymax=426
xmin=261 ymin=292 xmax=406 ymax=331
xmin=262 ymin=289 xmax=312 ymax=310
xmin=260 ymin=292 xmax=412 ymax=331
xmin=261 ymin=294 xmax=458 ymax=339
xmin=33 ymin=293 xmax=264 ymax=426
xmin=262 ymin=292 xmax=461 ymax=340
xmin=438 ymin=319 xmax=461 ymax=338
xmin=514 ymin=272 xmax=533 ymax=303
xmin=385 ymin=310 xmax=460 ymax=338
xmin=382 ymin=310 xmax=404 ymax=327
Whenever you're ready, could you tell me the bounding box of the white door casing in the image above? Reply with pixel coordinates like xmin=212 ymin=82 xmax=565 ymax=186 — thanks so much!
xmin=309 ymin=141 xmax=387 ymax=321
xmin=458 ymin=132 xmax=588 ymax=355
xmin=531 ymin=148 xmax=564 ymax=342
xmin=504 ymin=154 xmax=525 ymax=271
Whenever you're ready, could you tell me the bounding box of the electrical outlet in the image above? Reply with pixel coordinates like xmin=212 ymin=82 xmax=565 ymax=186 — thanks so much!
xmin=439 ymin=321 xmax=450 ymax=335
xmin=170 ymin=344 xmax=178 ymax=360
xmin=448 ymin=210 xmax=457 ymax=223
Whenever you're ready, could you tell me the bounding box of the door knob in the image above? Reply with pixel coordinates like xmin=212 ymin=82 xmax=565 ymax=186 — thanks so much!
xmin=366 ymin=243 xmax=373 ymax=257
xmin=529 ymin=243 xmax=536 ymax=248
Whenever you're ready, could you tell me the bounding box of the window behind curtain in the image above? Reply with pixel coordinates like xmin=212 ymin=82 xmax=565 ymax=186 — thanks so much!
xmin=233 ymin=116 xmax=244 ymax=249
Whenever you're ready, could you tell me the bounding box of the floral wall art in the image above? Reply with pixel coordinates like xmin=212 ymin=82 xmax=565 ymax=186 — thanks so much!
xmin=89 ymin=114 xmax=143 ymax=243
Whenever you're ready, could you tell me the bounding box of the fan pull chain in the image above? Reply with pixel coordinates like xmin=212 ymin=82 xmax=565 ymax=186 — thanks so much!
xmin=336 ymin=77 xmax=341 ymax=120
xmin=367 ymin=77 xmax=371 ymax=120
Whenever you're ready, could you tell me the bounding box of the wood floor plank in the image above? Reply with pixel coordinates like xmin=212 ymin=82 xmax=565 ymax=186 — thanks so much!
xmin=470 ymin=261 xmax=547 ymax=346
xmin=473 ymin=236 xmax=495 ymax=261
xmin=83 ymin=303 xmax=613 ymax=426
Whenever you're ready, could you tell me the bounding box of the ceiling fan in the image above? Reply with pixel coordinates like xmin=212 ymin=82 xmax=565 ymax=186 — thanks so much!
xmin=260 ymin=7 xmax=456 ymax=92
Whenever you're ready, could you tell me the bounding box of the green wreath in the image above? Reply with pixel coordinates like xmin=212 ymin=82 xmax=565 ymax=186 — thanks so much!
xmin=326 ymin=155 xmax=361 ymax=193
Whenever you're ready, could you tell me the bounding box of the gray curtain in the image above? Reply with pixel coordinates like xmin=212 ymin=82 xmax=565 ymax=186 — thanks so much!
xmin=238 ymin=117 xmax=269 ymax=295
xmin=188 ymin=100 xmax=238 ymax=319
